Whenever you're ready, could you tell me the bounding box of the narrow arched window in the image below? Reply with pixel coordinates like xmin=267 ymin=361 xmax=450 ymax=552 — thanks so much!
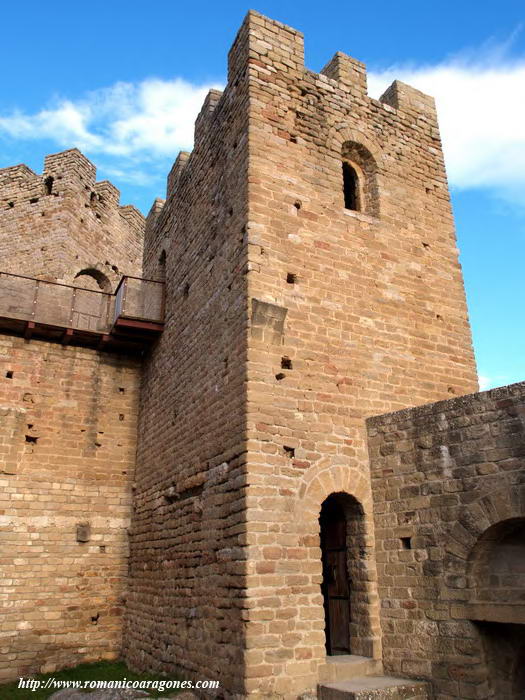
xmin=340 ymin=141 xmax=379 ymax=217
xmin=342 ymin=161 xmax=359 ymax=211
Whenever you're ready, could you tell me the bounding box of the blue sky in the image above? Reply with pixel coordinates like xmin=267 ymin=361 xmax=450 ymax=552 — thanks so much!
xmin=1 ymin=1 xmax=524 ymax=390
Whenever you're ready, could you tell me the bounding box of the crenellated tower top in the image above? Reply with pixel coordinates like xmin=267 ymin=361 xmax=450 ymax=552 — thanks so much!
xmin=0 ymin=148 xmax=145 ymax=290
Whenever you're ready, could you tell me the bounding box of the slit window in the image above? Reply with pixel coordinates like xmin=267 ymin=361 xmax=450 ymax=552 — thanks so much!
xmin=44 ymin=176 xmax=54 ymax=195
xmin=342 ymin=161 xmax=359 ymax=211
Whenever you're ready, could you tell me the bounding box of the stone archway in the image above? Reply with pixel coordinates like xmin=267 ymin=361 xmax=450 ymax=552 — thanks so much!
xmin=297 ymin=465 xmax=382 ymax=660
xmin=468 ymin=518 xmax=525 ymax=618
xmin=467 ymin=519 xmax=525 ymax=700
xmin=443 ymin=501 xmax=525 ymax=700
xmin=74 ymin=267 xmax=112 ymax=293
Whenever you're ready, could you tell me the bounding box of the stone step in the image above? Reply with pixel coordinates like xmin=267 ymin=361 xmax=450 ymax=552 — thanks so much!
xmin=318 ymin=655 xmax=383 ymax=683
xmin=318 ymin=675 xmax=432 ymax=700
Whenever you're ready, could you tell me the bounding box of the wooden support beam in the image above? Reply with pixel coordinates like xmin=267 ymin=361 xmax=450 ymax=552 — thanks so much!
xmin=97 ymin=334 xmax=110 ymax=350
xmin=62 ymin=328 xmax=74 ymax=346
xmin=24 ymin=321 xmax=35 ymax=340
xmin=113 ymin=318 xmax=164 ymax=333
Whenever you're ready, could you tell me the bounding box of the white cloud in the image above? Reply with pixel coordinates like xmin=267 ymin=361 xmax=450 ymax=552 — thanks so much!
xmin=478 ymin=373 xmax=518 ymax=391
xmin=368 ymin=55 xmax=525 ymax=201
xmin=478 ymin=375 xmax=492 ymax=390
xmin=0 ymin=78 xmax=222 ymax=160
xmin=0 ymin=41 xmax=524 ymax=204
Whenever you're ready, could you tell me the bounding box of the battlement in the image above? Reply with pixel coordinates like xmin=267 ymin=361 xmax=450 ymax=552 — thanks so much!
xmin=0 ymin=148 xmax=145 ymax=225
xmin=321 ymin=52 xmax=368 ymax=95
xmin=225 ymin=10 xmax=436 ymax=120
xmin=166 ymin=151 xmax=190 ymax=200
xmin=0 ymin=148 xmax=145 ymax=290
xmin=159 ymin=11 xmax=441 ymax=218
xmin=43 ymin=148 xmax=97 ymax=187
xmin=156 ymin=10 xmax=443 ymax=259
xmin=194 ymin=89 xmax=224 ymax=143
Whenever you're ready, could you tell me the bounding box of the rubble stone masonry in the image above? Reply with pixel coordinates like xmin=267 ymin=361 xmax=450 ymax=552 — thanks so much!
xmin=367 ymin=382 xmax=525 ymax=699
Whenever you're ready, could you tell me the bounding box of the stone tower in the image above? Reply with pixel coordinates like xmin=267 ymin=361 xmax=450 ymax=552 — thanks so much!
xmin=0 ymin=148 xmax=143 ymax=289
xmin=124 ymin=10 xmax=478 ymax=698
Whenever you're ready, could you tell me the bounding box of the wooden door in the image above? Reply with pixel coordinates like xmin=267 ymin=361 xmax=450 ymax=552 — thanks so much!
xmin=320 ymin=497 xmax=351 ymax=655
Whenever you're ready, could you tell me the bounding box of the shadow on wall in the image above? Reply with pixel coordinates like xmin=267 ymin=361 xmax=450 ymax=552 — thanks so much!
xmin=74 ymin=268 xmax=112 ymax=293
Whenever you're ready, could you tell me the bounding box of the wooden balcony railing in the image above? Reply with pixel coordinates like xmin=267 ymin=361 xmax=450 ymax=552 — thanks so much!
xmin=0 ymin=271 xmax=164 ymax=352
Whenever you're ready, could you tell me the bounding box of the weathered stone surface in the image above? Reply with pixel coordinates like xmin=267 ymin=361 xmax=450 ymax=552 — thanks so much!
xmin=50 ymin=690 xmax=150 ymax=700
xmin=0 ymin=150 xmax=144 ymax=682
xmin=318 ymin=675 xmax=431 ymax=699
xmin=2 ymin=10 xmax=522 ymax=700
xmin=367 ymin=381 xmax=525 ymax=699
xmin=124 ymin=9 xmax=477 ymax=700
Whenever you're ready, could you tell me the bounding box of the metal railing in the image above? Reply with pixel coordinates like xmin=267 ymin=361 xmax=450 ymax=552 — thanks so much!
xmin=0 ymin=271 xmax=164 ymax=335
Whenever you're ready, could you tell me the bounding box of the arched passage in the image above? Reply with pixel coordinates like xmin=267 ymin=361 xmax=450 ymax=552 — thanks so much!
xmin=297 ymin=465 xmax=382 ymax=660
xmin=466 ymin=518 xmax=525 ymax=699
xmin=468 ymin=518 xmax=525 ymax=610
xmin=74 ymin=267 xmax=112 ymax=293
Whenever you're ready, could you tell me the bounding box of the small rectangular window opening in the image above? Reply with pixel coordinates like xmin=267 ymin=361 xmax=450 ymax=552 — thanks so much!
xmin=286 ymin=273 xmax=297 ymax=284
xmin=401 ymin=537 xmax=412 ymax=550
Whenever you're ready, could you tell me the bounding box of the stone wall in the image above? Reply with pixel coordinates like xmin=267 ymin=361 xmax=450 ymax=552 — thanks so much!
xmin=367 ymin=381 xmax=525 ymax=699
xmin=127 ymin=10 xmax=478 ymax=698
xmin=122 ymin=72 xmax=250 ymax=695
xmin=238 ymin=11 xmax=477 ymax=697
xmin=0 ymin=336 xmax=141 ymax=681
xmin=0 ymin=150 xmax=145 ymax=681
xmin=0 ymin=149 xmax=144 ymax=290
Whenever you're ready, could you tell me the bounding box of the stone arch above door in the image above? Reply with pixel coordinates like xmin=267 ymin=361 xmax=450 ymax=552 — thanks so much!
xmin=295 ymin=465 xmax=381 ymax=659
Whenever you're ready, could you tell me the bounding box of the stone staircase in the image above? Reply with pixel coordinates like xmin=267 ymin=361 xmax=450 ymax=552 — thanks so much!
xmin=317 ymin=655 xmax=431 ymax=699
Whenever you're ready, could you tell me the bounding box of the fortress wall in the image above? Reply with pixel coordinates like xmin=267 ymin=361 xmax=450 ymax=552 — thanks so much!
xmin=122 ymin=43 xmax=250 ymax=694
xmin=0 ymin=149 xmax=144 ymax=290
xmin=0 ymin=336 xmax=141 ymax=681
xmin=0 ymin=10 xmax=487 ymax=695
xmin=0 ymin=149 xmax=147 ymax=682
xmin=367 ymin=382 xmax=525 ymax=699
xmin=235 ymin=11 xmax=479 ymax=697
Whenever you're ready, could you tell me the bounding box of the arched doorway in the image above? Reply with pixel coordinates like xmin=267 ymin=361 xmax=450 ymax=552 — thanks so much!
xmin=320 ymin=492 xmax=371 ymax=656
xmin=320 ymin=495 xmax=351 ymax=655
